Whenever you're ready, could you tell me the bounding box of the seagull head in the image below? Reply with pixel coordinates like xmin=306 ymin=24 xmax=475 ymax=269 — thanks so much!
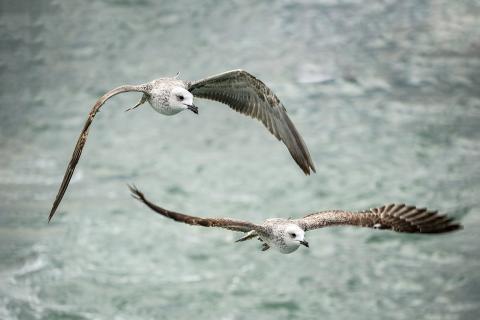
xmin=282 ymin=224 xmax=308 ymax=253
xmin=170 ymin=87 xmax=198 ymax=114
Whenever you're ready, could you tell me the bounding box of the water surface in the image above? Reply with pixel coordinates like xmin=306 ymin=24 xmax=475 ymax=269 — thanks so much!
xmin=0 ymin=1 xmax=479 ymax=319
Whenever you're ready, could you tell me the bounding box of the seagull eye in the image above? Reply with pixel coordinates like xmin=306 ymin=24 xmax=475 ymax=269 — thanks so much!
xmin=290 ymin=233 xmax=296 ymax=238
xmin=177 ymin=95 xmax=184 ymax=101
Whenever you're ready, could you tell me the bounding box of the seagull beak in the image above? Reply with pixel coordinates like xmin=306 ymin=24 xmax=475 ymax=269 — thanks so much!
xmin=187 ymin=103 xmax=198 ymax=114
xmin=300 ymin=240 xmax=309 ymax=248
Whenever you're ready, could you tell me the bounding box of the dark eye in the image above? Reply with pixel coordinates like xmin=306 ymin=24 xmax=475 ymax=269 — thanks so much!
xmin=290 ymin=233 xmax=296 ymax=238
xmin=177 ymin=95 xmax=184 ymax=101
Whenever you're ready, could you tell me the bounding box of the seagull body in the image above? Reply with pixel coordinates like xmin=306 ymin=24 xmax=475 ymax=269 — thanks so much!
xmin=146 ymin=79 xmax=195 ymax=115
xmin=130 ymin=186 xmax=462 ymax=254
xmin=48 ymin=70 xmax=316 ymax=222
xmin=260 ymin=218 xmax=308 ymax=254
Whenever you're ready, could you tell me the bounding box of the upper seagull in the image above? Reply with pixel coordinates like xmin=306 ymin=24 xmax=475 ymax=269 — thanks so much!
xmin=130 ymin=186 xmax=462 ymax=254
xmin=48 ymin=70 xmax=316 ymax=222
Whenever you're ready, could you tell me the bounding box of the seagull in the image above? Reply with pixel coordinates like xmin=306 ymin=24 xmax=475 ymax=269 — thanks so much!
xmin=48 ymin=70 xmax=316 ymax=222
xmin=129 ymin=186 xmax=462 ymax=254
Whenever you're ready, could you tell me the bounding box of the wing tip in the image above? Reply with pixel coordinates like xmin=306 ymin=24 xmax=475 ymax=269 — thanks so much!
xmin=447 ymin=223 xmax=463 ymax=232
xmin=279 ymin=110 xmax=316 ymax=176
xmin=47 ymin=208 xmax=55 ymax=223
xmin=308 ymin=162 xmax=317 ymax=175
xmin=378 ymin=203 xmax=463 ymax=234
xmin=47 ymin=200 xmax=60 ymax=223
xmin=430 ymin=221 xmax=463 ymax=233
xmin=128 ymin=183 xmax=144 ymax=201
xmin=298 ymin=160 xmax=317 ymax=175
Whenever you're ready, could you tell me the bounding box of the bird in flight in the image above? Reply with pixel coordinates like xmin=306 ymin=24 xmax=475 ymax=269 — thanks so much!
xmin=129 ymin=186 xmax=462 ymax=254
xmin=48 ymin=70 xmax=316 ymax=222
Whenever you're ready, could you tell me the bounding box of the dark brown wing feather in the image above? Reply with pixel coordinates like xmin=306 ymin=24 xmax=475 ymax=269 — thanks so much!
xmin=188 ymin=70 xmax=316 ymax=175
xmin=129 ymin=185 xmax=260 ymax=233
xmin=48 ymin=85 xmax=146 ymax=222
xmin=295 ymin=203 xmax=462 ymax=234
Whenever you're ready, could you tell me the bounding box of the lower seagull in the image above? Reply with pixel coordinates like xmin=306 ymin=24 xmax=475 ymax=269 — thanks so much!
xmin=129 ymin=186 xmax=462 ymax=254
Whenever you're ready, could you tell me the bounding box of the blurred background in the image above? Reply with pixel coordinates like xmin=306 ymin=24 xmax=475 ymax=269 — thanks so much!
xmin=1 ymin=0 xmax=479 ymax=319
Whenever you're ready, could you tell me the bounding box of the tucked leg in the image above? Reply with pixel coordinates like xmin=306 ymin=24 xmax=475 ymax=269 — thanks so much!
xmin=125 ymin=94 xmax=147 ymax=112
xmin=235 ymin=230 xmax=257 ymax=242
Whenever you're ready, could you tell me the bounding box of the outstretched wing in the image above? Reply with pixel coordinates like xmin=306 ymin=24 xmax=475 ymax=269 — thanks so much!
xmin=188 ymin=69 xmax=316 ymax=175
xmin=48 ymin=85 xmax=146 ymax=222
xmin=295 ymin=204 xmax=462 ymax=234
xmin=129 ymin=185 xmax=261 ymax=233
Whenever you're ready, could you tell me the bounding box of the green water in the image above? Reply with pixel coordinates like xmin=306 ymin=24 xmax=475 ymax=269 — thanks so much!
xmin=1 ymin=1 xmax=479 ymax=319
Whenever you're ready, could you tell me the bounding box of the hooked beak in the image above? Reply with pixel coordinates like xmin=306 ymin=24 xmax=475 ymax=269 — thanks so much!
xmin=186 ymin=103 xmax=198 ymax=114
xmin=299 ymin=240 xmax=309 ymax=248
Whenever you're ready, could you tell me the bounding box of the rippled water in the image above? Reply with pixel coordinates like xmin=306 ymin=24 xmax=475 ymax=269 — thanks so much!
xmin=1 ymin=0 xmax=479 ymax=319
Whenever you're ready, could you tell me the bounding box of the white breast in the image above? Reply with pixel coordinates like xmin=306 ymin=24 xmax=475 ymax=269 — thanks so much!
xmin=147 ymin=89 xmax=184 ymax=116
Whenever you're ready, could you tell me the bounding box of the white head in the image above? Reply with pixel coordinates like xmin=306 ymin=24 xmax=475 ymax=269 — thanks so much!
xmin=169 ymin=87 xmax=197 ymax=114
xmin=281 ymin=224 xmax=308 ymax=254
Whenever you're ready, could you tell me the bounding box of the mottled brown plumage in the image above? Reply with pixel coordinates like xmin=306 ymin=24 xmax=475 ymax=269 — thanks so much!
xmin=295 ymin=203 xmax=462 ymax=233
xmin=130 ymin=185 xmax=260 ymax=233
xmin=130 ymin=186 xmax=462 ymax=254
